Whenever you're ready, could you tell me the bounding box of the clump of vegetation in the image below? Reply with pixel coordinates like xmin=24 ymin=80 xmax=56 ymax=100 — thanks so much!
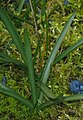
xmin=0 ymin=0 xmax=83 ymax=119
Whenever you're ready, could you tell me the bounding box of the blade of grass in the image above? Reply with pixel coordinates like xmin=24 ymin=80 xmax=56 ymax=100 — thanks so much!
xmin=6 ymin=10 xmax=34 ymax=26
xmin=41 ymin=0 xmax=49 ymax=56
xmin=37 ymin=94 xmax=83 ymax=110
xmin=29 ymin=0 xmax=38 ymax=36
xmin=63 ymin=94 xmax=83 ymax=101
xmin=0 ymin=52 xmax=27 ymax=70
xmin=33 ymin=33 xmax=44 ymax=80
xmin=0 ymin=8 xmax=26 ymax=63
xmin=0 ymin=82 xmax=33 ymax=109
xmin=17 ymin=0 xmax=25 ymax=14
xmin=39 ymin=13 xmax=76 ymax=103
xmin=41 ymin=0 xmax=45 ymax=16
xmin=24 ymin=29 xmax=37 ymax=105
xmin=24 ymin=0 xmax=40 ymax=21
xmin=37 ymin=81 xmax=56 ymax=99
xmin=53 ymin=38 xmax=83 ymax=64
xmin=45 ymin=13 xmax=49 ymax=57
xmin=40 ymin=13 xmax=76 ymax=84
xmin=33 ymin=39 xmax=40 ymax=65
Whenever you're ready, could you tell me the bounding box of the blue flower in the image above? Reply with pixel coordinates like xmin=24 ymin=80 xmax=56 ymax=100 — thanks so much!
xmin=70 ymin=80 xmax=80 ymax=93
xmin=70 ymin=80 xmax=83 ymax=94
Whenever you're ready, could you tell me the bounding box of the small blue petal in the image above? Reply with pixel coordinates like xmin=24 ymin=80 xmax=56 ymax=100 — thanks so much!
xmin=70 ymin=80 xmax=80 ymax=93
xmin=70 ymin=80 xmax=83 ymax=94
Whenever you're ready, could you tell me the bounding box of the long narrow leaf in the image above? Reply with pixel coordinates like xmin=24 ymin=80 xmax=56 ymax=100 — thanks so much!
xmin=0 ymin=52 xmax=26 ymax=70
xmin=39 ymin=13 xmax=76 ymax=102
xmin=42 ymin=0 xmax=49 ymax=56
xmin=63 ymin=94 xmax=83 ymax=101
xmin=29 ymin=0 xmax=38 ymax=36
xmin=54 ymin=38 xmax=83 ymax=64
xmin=17 ymin=0 xmax=25 ymax=14
xmin=33 ymin=33 xmax=44 ymax=65
xmin=37 ymin=81 xmax=56 ymax=99
xmin=40 ymin=13 xmax=75 ymax=84
xmin=0 ymin=82 xmax=33 ymax=109
xmin=7 ymin=11 xmax=34 ymax=26
xmin=24 ymin=29 xmax=37 ymax=105
xmin=37 ymin=94 xmax=83 ymax=110
xmin=45 ymin=13 xmax=49 ymax=57
xmin=0 ymin=8 xmax=26 ymax=63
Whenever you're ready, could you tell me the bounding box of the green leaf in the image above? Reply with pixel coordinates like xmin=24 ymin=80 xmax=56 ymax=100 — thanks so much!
xmin=33 ymin=33 xmax=43 ymax=65
xmin=37 ymin=81 xmax=56 ymax=99
xmin=17 ymin=0 xmax=25 ymax=14
xmin=39 ymin=13 xmax=76 ymax=102
xmin=24 ymin=29 xmax=37 ymax=105
xmin=45 ymin=14 xmax=49 ymax=57
xmin=40 ymin=13 xmax=76 ymax=84
xmin=0 ymin=82 xmax=33 ymax=109
xmin=54 ymin=38 xmax=83 ymax=64
xmin=0 ymin=8 xmax=26 ymax=63
xmin=0 ymin=52 xmax=26 ymax=70
xmin=63 ymin=94 xmax=83 ymax=102
xmin=7 ymin=11 xmax=34 ymax=26
xmin=37 ymin=94 xmax=83 ymax=110
xmin=41 ymin=0 xmax=49 ymax=57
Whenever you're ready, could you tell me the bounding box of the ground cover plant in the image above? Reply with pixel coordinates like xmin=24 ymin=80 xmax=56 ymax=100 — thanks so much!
xmin=0 ymin=0 xmax=83 ymax=119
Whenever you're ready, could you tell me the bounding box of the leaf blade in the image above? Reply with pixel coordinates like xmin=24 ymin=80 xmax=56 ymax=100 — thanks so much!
xmin=0 ymin=52 xmax=26 ymax=70
xmin=0 ymin=82 xmax=33 ymax=109
xmin=37 ymin=81 xmax=56 ymax=99
xmin=54 ymin=38 xmax=83 ymax=64
xmin=40 ymin=13 xmax=76 ymax=84
xmin=17 ymin=0 xmax=25 ymax=14
xmin=37 ymin=94 xmax=83 ymax=110
xmin=24 ymin=29 xmax=37 ymax=105
xmin=39 ymin=13 xmax=76 ymax=102
xmin=0 ymin=8 xmax=26 ymax=62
